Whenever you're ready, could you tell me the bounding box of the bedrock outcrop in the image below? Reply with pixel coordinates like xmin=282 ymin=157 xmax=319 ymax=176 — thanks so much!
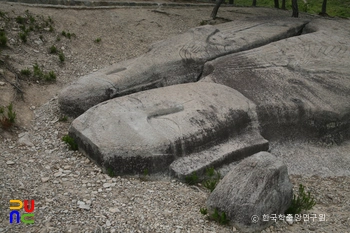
xmin=59 ymin=19 xmax=308 ymax=117
xmin=200 ymin=19 xmax=350 ymax=141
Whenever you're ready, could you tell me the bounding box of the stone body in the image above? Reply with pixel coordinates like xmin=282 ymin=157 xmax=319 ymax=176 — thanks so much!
xmin=206 ymin=151 xmax=293 ymax=233
xmin=59 ymin=19 xmax=307 ymax=117
xmin=201 ymin=19 xmax=350 ymax=141
xmin=69 ymin=82 xmax=268 ymax=176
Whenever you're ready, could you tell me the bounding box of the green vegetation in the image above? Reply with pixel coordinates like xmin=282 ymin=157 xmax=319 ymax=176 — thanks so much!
xmin=94 ymin=38 xmax=101 ymax=43
xmin=185 ymin=172 xmax=199 ymax=185
xmin=49 ymin=45 xmax=58 ymax=54
xmin=19 ymin=32 xmax=27 ymax=43
xmin=107 ymin=167 xmax=116 ymax=177
xmin=43 ymin=71 xmax=56 ymax=81
xmin=16 ymin=15 xmax=26 ymax=24
xmin=200 ymin=207 xmax=208 ymax=215
xmin=58 ymin=51 xmax=65 ymax=62
xmin=285 ymin=184 xmax=316 ymax=215
xmin=209 ymin=208 xmax=229 ymax=225
xmin=202 ymin=167 xmax=221 ymax=192
xmin=62 ymin=135 xmax=78 ymax=150
xmin=0 ymin=31 xmax=7 ymax=47
xmin=20 ymin=68 xmax=31 ymax=76
xmin=231 ymin=0 xmax=350 ymax=18
xmin=33 ymin=63 xmax=57 ymax=81
xmin=61 ymin=30 xmax=75 ymax=39
xmin=59 ymin=115 xmax=68 ymax=122
xmin=0 ymin=10 xmax=6 ymax=18
xmin=33 ymin=63 xmax=43 ymax=77
xmin=0 ymin=103 xmax=16 ymax=129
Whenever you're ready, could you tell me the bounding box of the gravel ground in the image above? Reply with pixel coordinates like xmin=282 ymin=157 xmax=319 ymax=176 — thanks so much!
xmin=0 ymin=2 xmax=349 ymax=233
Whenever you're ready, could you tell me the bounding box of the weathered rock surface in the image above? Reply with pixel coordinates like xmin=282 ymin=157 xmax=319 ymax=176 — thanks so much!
xmin=69 ymin=82 xmax=268 ymax=176
xmin=59 ymin=19 xmax=308 ymax=117
xmin=206 ymin=151 xmax=293 ymax=233
xmin=201 ymin=19 xmax=350 ymax=141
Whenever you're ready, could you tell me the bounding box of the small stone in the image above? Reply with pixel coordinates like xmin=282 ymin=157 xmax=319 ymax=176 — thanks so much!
xmin=232 ymin=226 xmax=237 ymax=232
xmin=41 ymin=177 xmax=50 ymax=182
xmin=79 ymin=204 xmax=90 ymax=210
xmin=0 ymin=81 xmax=6 ymax=86
xmin=103 ymin=183 xmax=112 ymax=188
xmin=6 ymin=161 xmax=15 ymax=165
xmin=34 ymin=40 xmax=43 ymax=45
xmin=109 ymin=207 xmax=120 ymax=213
xmin=54 ymin=172 xmax=62 ymax=177
xmin=106 ymin=220 xmax=111 ymax=227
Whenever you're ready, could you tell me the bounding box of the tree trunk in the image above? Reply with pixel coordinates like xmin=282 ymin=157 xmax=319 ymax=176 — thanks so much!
xmin=211 ymin=0 xmax=225 ymax=19
xmin=291 ymin=0 xmax=299 ymax=17
xmin=229 ymin=0 xmax=234 ymax=4
xmin=274 ymin=0 xmax=279 ymax=8
xmin=281 ymin=0 xmax=286 ymax=9
xmin=252 ymin=0 xmax=257 ymax=7
xmin=320 ymin=0 xmax=328 ymax=16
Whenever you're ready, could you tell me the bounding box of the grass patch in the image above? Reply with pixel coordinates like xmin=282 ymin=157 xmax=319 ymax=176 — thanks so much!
xmin=202 ymin=167 xmax=221 ymax=192
xmin=62 ymin=135 xmax=78 ymax=150
xmin=0 ymin=103 xmax=16 ymax=129
xmin=58 ymin=51 xmax=65 ymax=62
xmin=0 ymin=31 xmax=7 ymax=47
xmin=19 ymin=32 xmax=27 ymax=43
xmin=49 ymin=45 xmax=58 ymax=54
xmin=32 ymin=63 xmax=56 ymax=81
xmin=16 ymin=15 xmax=26 ymax=24
xmin=20 ymin=68 xmax=31 ymax=76
xmin=59 ymin=115 xmax=68 ymax=122
xmin=43 ymin=71 xmax=56 ymax=81
xmin=94 ymin=38 xmax=101 ymax=43
xmin=107 ymin=167 xmax=116 ymax=177
xmin=210 ymin=208 xmax=229 ymax=225
xmin=200 ymin=207 xmax=207 ymax=215
xmin=285 ymin=184 xmax=316 ymax=215
xmin=185 ymin=172 xmax=199 ymax=185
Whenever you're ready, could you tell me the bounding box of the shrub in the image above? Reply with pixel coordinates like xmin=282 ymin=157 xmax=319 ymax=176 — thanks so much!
xmin=285 ymin=184 xmax=316 ymax=215
xmin=94 ymin=38 xmax=101 ymax=43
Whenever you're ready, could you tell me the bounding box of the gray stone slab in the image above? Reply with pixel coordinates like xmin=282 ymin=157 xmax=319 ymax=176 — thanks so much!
xmin=200 ymin=19 xmax=350 ymax=141
xmin=59 ymin=19 xmax=308 ymax=116
xmin=69 ymin=82 xmax=266 ymax=176
xmin=170 ymin=130 xmax=268 ymax=179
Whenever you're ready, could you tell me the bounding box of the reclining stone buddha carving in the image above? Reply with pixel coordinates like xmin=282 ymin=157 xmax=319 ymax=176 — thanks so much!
xmin=59 ymin=18 xmax=350 ymax=178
